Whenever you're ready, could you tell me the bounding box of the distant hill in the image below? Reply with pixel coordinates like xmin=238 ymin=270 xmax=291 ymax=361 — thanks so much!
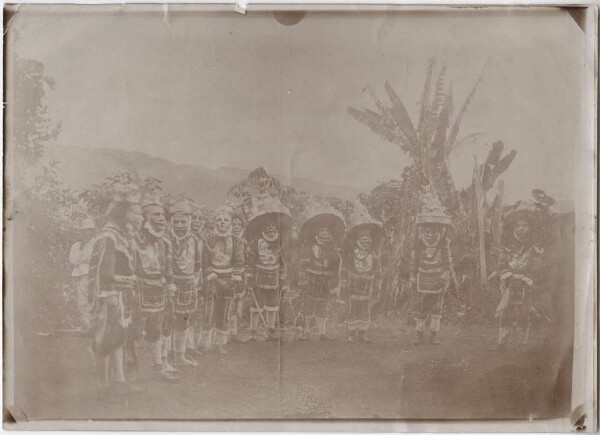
xmin=44 ymin=145 xmax=360 ymax=208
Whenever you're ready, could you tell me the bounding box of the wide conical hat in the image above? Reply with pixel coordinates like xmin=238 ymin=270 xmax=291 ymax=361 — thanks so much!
xmin=244 ymin=195 xmax=292 ymax=241
xmin=503 ymin=202 xmax=538 ymax=229
xmin=297 ymin=203 xmax=346 ymax=243
xmin=345 ymin=201 xmax=383 ymax=248
xmin=416 ymin=189 xmax=451 ymax=226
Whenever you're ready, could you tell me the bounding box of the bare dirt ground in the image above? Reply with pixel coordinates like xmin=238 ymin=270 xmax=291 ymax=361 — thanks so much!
xmin=12 ymin=321 xmax=571 ymax=422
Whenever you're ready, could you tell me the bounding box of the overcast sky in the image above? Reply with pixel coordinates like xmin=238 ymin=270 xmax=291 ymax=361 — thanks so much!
xmin=8 ymin=6 xmax=588 ymax=202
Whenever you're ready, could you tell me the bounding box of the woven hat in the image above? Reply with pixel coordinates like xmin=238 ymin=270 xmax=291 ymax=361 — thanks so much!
xmin=345 ymin=201 xmax=383 ymax=249
xmin=244 ymin=195 xmax=292 ymax=241
xmin=297 ymin=202 xmax=346 ymax=244
xmin=416 ymin=189 xmax=451 ymax=226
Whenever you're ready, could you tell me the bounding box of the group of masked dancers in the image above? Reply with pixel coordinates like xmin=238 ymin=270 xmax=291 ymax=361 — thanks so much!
xmin=71 ymin=182 xmax=543 ymax=397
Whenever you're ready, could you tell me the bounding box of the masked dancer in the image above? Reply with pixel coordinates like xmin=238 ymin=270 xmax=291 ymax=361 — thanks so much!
xmin=167 ymin=200 xmax=203 ymax=367
xmin=492 ymin=204 xmax=543 ymax=349
xmin=297 ymin=203 xmax=345 ymax=341
xmin=244 ymin=196 xmax=292 ymax=341
xmin=199 ymin=205 xmax=245 ymax=353
xmin=341 ymin=203 xmax=383 ymax=343
xmin=410 ymin=189 xmax=455 ymax=345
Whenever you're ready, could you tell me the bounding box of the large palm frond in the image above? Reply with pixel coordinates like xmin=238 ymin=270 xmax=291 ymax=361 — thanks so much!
xmin=429 ymin=83 xmax=453 ymax=160
xmin=417 ymin=58 xmax=436 ymax=141
xmin=445 ymin=69 xmax=484 ymax=155
xmin=383 ymin=81 xmax=418 ymax=145
xmin=346 ymin=106 xmax=408 ymax=150
xmin=364 ymin=85 xmax=416 ymax=154
xmin=430 ymin=66 xmax=448 ymax=120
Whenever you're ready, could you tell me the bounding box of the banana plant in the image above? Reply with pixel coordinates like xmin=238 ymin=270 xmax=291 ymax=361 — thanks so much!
xmin=347 ymin=60 xmax=517 ymax=310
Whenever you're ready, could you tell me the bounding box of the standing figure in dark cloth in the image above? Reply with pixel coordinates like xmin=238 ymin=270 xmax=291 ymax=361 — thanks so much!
xmin=228 ymin=209 xmax=249 ymax=343
xmin=200 ymin=205 xmax=245 ymax=354
xmin=410 ymin=189 xmax=455 ymax=346
xmin=492 ymin=204 xmax=543 ymax=350
xmin=244 ymin=195 xmax=292 ymax=341
xmin=297 ymin=203 xmax=345 ymax=342
xmin=131 ymin=193 xmax=179 ymax=382
xmin=88 ymin=185 xmax=143 ymax=398
xmin=341 ymin=203 xmax=383 ymax=343
xmin=166 ymin=200 xmax=203 ymax=367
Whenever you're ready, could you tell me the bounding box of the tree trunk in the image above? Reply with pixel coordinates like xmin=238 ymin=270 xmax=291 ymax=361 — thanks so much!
xmin=474 ymin=156 xmax=488 ymax=288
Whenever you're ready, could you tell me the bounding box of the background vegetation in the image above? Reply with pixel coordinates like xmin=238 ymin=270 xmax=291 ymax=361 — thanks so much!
xmin=9 ymin=55 xmax=568 ymax=332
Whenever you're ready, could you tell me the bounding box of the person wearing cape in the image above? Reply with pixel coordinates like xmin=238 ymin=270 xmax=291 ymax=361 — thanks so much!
xmin=492 ymin=203 xmax=544 ymax=350
xmin=297 ymin=203 xmax=345 ymax=341
xmin=88 ymin=184 xmax=143 ymax=398
xmin=244 ymin=195 xmax=292 ymax=341
xmin=341 ymin=203 xmax=383 ymax=343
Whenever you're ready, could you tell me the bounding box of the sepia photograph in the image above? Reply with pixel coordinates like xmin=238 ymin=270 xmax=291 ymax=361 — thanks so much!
xmin=3 ymin=4 xmax=596 ymax=431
